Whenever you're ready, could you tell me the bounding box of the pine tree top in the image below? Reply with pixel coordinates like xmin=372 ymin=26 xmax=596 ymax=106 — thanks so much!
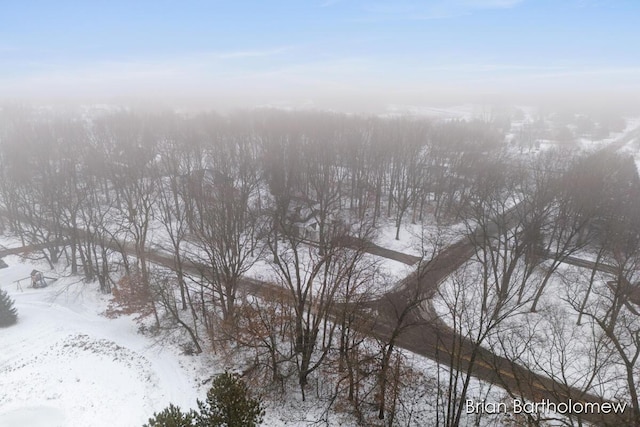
xmin=0 ymin=288 xmax=18 ymax=327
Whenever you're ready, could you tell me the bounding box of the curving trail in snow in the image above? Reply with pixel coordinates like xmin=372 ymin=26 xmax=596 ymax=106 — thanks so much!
xmin=0 ymin=255 xmax=200 ymax=427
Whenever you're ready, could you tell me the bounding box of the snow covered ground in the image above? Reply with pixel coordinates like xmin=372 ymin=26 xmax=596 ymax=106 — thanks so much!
xmin=433 ymin=257 xmax=635 ymax=404
xmin=0 ymin=239 xmax=516 ymax=426
xmin=0 ymin=255 xmax=202 ymax=427
xmin=373 ymin=217 xmax=466 ymax=257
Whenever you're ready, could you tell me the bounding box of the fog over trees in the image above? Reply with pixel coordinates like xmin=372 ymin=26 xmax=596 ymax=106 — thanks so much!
xmin=1 ymin=105 xmax=639 ymax=426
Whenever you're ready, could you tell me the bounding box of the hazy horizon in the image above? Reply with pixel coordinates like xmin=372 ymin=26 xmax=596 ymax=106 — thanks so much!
xmin=2 ymin=1 xmax=639 ymax=113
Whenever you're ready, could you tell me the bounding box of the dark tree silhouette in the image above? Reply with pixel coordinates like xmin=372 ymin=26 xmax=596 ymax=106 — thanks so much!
xmin=0 ymin=288 xmax=18 ymax=327
xmin=196 ymin=372 xmax=264 ymax=427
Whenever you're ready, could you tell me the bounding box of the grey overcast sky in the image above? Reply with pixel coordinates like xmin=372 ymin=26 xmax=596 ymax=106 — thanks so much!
xmin=2 ymin=0 xmax=639 ymax=111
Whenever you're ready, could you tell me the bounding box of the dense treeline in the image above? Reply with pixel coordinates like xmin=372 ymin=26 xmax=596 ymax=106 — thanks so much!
xmin=0 ymin=108 xmax=503 ymax=291
xmin=0 ymin=107 xmax=639 ymax=425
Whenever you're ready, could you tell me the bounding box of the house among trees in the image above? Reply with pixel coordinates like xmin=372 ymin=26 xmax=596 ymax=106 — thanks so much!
xmin=291 ymin=204 xmax=321 ymax=241
xmin=286 ymin=197 xmax=344 ymax=243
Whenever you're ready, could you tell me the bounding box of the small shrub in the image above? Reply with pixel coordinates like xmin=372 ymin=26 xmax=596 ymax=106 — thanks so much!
xmin=105 ymin=272 xmax=154 ymax=320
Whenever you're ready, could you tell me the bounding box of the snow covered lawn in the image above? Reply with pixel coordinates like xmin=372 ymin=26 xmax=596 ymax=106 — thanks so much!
xmin=0 ymin=255 xmax=201 ymax=427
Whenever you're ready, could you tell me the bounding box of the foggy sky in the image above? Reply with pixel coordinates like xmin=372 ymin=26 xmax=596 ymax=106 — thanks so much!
xmin=2 ymin=0 xmax=639 ymax=112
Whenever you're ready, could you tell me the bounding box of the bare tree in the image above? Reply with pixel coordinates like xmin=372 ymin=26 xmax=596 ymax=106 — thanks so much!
xmin=93 ymin=112 xmax=161 ymax=325
xmin=187 ymin=122 xmax=265 ymax=327
xmin=268 ymin=203 xmax=374 ymax=401
xmin=386 ymin=119 xmax=429 ymax=240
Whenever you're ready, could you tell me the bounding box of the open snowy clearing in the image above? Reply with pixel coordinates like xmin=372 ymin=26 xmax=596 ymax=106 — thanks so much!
xmin=0 ymin=255 xmax=202 ymax=427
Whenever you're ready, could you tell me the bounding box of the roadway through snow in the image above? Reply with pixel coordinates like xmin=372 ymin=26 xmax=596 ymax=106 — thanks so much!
xmin=0 ymin=241 xmax=67 ymax=258
xmin=361 ymin=127 xmax=640 ymax=426
xmin=5 ymin=234 xmax=630 ymax=425
xmin=4 ymin=126 xmax=640 ymax=426
xmin=366 ymin=238 xmax=633 ymax=426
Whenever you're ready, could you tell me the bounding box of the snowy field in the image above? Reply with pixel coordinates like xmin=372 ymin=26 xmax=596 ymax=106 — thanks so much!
xmin=0 ymin=254 xmax=202 ymax=427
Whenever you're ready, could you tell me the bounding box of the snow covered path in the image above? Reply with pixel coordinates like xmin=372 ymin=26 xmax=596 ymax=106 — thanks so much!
xmin=0 ymin=255 xmax=200 ymax=427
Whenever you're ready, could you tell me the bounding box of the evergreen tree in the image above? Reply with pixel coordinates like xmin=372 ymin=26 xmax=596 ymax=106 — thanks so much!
xmin=143 ymin=404 xmax=194 ymax=427
xmin=0 ymin=288 xmax=17 ymax=327
xmin=195 ymin=372 xmax=264 ymax=427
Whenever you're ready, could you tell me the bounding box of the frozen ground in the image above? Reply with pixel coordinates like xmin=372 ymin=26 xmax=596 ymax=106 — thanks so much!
xmin=0 ymin=239 xmax=518 ymax=426
xmin=0 ymin=254 xmax=202 ymax=427
xmin=433 ymin=258 xmax=633 ymax=403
